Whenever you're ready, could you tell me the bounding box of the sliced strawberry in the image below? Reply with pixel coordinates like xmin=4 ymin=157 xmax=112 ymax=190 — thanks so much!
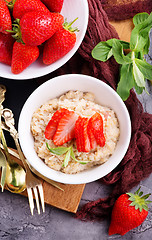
xmin=75 ymin=116 xmax=91 ymax=152
xmin=53 ymin=110 xmax=78 ymax=146
xmin=44 ymin=108 xmax=69 ymax=140
xmin=75 ymin=116 xmax=83 ymax=152
xmin=87 ymin=123 xmax=98 ymax=150
xmin=82 ymin=118 xmax=91 ymax=152
xmin=88 ymin=112 xmax=106 ymax=147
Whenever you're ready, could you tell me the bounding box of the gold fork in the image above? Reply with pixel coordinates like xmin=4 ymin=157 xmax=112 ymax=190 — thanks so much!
xmin=2 ymin=108 xmax=45 ymax=215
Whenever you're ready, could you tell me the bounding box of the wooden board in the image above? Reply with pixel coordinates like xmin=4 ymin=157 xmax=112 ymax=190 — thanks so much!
xmin=110 ymin=18 xmax=134 ymax=42
xmin=3 ymin=149 xmax=85 ymax=213
xmin=1 ymin=18 xmax=133 ymax=214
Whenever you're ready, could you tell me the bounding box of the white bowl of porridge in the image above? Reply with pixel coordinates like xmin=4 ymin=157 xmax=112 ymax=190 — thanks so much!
xmin=18 ymin=74 xmax=131 ymax=184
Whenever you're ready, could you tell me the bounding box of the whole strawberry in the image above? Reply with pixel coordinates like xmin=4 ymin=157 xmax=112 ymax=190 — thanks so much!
xmin=12 ymin=0 xmax=50 ymax=20
xmin=11 ymin=41 xmax=39 ymax=74
xmin=109 ymin=187 xmax=151 ymax=236
xmin=41 ymin=0 xmax=64 ymax=13
xmin=20 ymin=11 xmax=64 ymax=46
xmin=0 ymin=32 xmax=14 ymax=65
xmin=0 ymin=0 xmax=12 ymax=34
xmin=43 ymin=18 xmax=78 ymax=65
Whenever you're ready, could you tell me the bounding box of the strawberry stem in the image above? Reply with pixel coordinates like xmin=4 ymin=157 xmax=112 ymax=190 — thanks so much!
xmin=127 ymin=187 xmax=152 ymax=212
xmin=6 ymin=19 xmax=24 ymax=44
xmin=5 ymin=0 xmax=16 ymax=10
xmin=63 ymin=18 xmax=79 ymax=32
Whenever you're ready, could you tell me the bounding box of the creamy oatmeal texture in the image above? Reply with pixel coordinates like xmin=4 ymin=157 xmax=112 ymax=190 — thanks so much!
xmin=31 ymin=91 xmax=120 ymax=174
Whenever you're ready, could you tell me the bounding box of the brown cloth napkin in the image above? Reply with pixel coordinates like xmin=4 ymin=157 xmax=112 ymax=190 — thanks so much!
xmin=38 ymin=0 xmax=152 ymax=221
xmin=102 ymin=0 xmax=152 ymax=20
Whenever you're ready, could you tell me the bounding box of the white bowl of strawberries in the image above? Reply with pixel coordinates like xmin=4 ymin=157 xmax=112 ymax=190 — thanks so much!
xmin=18 ymin=74 xmax=131 ymax=184
xmin=0 ymin=0 xmax=89 ymax=79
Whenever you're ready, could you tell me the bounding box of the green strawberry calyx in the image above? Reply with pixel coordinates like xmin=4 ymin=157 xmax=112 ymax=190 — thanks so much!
xmin=127 ymin=187 xmax=152 ymax=212
xmin=5 ymin=0 xmax=16 ymax=10
xmin=6 ymin=19 xmax=24 ymax=44
xmin=63 ymin=18 xmax=79 ymax=33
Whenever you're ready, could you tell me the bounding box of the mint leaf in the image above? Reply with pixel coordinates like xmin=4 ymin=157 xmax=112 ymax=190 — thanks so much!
xmin=134 ymin=82 xmax=144 ymax=95
xmin=112 ymin=39 xmax=132 ymax=64
xmin=117 ymin=63 xmax=135 ymax=101
xmin=133 ymin=61 xmax=145 ymax=87
xmin=91 ymin=42 xmax=112 ymax=62
xmin=133 ymin=12 xmax=149 ymax=26
xmin=62 ymin=149 xmax=71 ymax=168
xmin=134 ymin=58 xmax=152 ymax=80
xmin=91 ymin=39 xmax=130 ymax=62
xmin=143 ymin=37 xmax=150 ymax=55
xmin=107 ymin=39 xmax=130 ymax=49
xmin=46 ymin=142 xmax=69 ymax=155
xmin=130 ymin=12 xmax=152 ymax=51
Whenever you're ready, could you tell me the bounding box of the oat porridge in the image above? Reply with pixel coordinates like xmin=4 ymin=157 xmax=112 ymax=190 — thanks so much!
xmin=31 ymin=90 xmax=120 ymax=174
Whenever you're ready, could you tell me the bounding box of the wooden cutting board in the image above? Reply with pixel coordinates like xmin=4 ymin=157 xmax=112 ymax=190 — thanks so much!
xmin=0 ymin=18 xmax=134 ymax=214
xmin=110 ymin=18 xmax=134 ymax=42
xmin=3 ymin=149 xmax=85 ymax=213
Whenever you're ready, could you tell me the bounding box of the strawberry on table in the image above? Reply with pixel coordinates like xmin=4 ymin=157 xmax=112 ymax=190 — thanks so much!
xmin=0 ymin=0 xmax=12 ymax=34
xmin=0 ymin=32 xmax=14 ymax=65
xmin=43 ymin=18 xmax=78 ymax=65
xmin=53 ymin=109 xmax=78 ymax=146
xmin=20 ymin=11 xmax=64 ymax=46
xmin=109 ymin=187 xmax=152 ymax=236
xmin=41 ymin=0 xmax=64 ymax=13
xmin=12 ymin=0 xmax=50 ymax=19
xmin=11 ymin=41 xmax=39 ymax=74
xmin=45 ymin=108 xmax=70 ymax=140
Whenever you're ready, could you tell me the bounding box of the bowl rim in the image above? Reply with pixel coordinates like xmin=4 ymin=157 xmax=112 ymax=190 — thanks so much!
xmin=18 ymin=74 xmax=131 ymax=184
xmin=0 ymin=0 xmax=89 ymax=80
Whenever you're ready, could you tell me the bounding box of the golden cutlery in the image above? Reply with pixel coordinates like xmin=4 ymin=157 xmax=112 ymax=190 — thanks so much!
xmin=0 ymin=85 xmax=26 ymax=193
xmin=2 ymin=108 xmax=45 ymax=215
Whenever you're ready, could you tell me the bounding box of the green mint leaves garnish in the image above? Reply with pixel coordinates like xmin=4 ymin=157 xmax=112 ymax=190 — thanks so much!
xmin=46 ymin=143 xmax=89 ymax=168
xmin=92 ymin=12 xmax=152 ymax=101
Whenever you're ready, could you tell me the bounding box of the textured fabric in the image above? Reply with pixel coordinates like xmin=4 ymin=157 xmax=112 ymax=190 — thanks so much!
xmin=102 ymin=0 xmax=152 ymax=20
xmin=38 ymin=0 xmax=152 ymax=221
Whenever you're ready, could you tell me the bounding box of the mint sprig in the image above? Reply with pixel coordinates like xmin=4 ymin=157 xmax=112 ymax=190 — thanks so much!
xmin=46 ymin=143 xmax=89 ymax=168
xmin=92 ymin=12 xmax=152 ymax=101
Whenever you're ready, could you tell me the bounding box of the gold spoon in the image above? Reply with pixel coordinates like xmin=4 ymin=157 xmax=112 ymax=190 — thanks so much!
xmin=0 ymin=85 xmax=26 ymax=193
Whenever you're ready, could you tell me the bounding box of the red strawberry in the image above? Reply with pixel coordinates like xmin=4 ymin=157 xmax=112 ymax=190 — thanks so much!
xmin=109 ymin=188 xmax=151 ymax=236
xmin=20 ymin=11 xmax=64 ymax=46
xmin=0 ymin=0 xmax=12 ymax=34
xmin=87 ymin=124 xmax=97 ymax=150
xmin=13 ymin=0 xmax=50 ymax=19
xmin=43 ymin=18 xmax=78 ymax=65
xmin=11 ymin=41 xmax=39 ymax=74
xmin=41 ymin=0 xmax=64 ymax=13
xmin=81 ymin=118 xmax=91 ymax=152
xmin=75 ymin=116 xmax=91 ymax=152
xmin=88 ymin=112 xmax=105 ymax=147
xmin=53 ymin=110 xmax=78 ymax=146
xmin=0 ymin=32 xmax=14 ymax=65
xmin=45 ymin=108 xmax=69 ymax=140
xmin=74 ymin=116 xmax=83 ymax=152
